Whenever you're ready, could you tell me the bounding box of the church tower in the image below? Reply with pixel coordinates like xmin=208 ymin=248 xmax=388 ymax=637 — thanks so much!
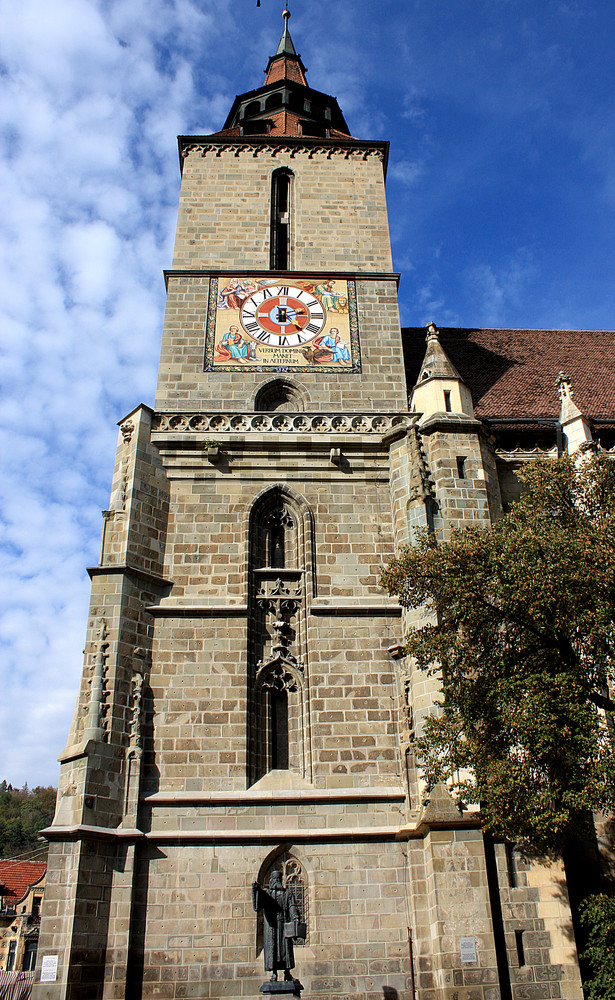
xmin=34 ymin=12 xmax=583 ymax=1000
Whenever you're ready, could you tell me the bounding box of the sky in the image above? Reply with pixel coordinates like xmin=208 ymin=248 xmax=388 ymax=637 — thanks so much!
xmin=1 ymin=0 xmax=615 ymax=787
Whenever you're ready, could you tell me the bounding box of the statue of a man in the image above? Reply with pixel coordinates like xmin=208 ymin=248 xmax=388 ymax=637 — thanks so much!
xmin=252 ymin=870 xmax=304 ymax=982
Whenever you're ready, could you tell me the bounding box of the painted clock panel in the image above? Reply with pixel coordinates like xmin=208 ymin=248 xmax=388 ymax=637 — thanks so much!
xmin=204 ymin=276 xmax=361 ymax=373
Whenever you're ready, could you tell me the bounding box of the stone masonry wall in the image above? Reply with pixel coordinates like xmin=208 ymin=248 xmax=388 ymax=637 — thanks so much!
xmin=173 ymin=147 xmax=392 ymax=272
xmin=154 ymin=276 xmax=407 ymax=412
xmin=127 ymin=840 xmax=412 ymax=1000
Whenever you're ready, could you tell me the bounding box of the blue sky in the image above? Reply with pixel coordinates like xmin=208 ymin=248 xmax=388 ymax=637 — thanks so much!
xmin=1 ymin=0 xmax=614 ymax=786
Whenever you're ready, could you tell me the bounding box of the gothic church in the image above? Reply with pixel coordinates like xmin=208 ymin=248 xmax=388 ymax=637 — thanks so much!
xmin=34 ymin=11 xmax=615 ymax=1000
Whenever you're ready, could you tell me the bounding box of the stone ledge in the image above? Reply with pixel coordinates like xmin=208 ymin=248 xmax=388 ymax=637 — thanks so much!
xmin=40 ymin=824 xmax=144 ymax=842
xmin=144 ymin=824 xmax=402 ymax=843
xmin=418 ymin=412 xmax=483 ymax=434
xmin=145 ymin=601 xmax=248 ymax=617
xmin=87 ymin=563 xmax=170 ymax=587
xmin=143 ymin=786 xmax=406 ymax=806
xmin=309 ymin=597 xmax=401 ymax=616
xmin=145 ymin=599 xmax=402 ymax=617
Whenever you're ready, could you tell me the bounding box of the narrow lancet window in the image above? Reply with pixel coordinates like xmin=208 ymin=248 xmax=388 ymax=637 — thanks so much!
xmin=269 ymin=688 xmax=289 ymax=769
xmin=270 ymin=168 xmax=292 ymax=269
xmin=268 ymin=521 xmax=285 ymax=568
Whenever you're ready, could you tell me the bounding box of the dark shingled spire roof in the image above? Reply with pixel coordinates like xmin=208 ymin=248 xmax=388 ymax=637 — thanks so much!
xmin=213 ymin=7 xmax=351 ymax=139
xmin=276 ymin=8 xmax=297 ymax=56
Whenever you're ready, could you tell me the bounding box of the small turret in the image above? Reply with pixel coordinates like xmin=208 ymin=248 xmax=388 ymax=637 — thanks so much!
xmin=410 ymin=322 xmax=475 ymax=421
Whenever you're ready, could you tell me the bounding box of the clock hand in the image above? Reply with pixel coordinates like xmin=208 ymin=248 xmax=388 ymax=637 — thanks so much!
xmin=289 ymin=309 xmax=308 ymax=330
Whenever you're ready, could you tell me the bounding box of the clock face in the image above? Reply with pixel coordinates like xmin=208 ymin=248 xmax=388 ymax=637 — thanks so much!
xmin=206 ymin=275 xmax=361 ymax=373
xmin=240 ymin=284 xmax=326 ymax=347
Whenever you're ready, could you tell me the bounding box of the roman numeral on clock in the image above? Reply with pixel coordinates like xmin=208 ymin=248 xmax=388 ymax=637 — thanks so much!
xmin=306 ymin=323 xmax=320 ymax=334
xmin=244 ymin=322 xmax=259 ymax=333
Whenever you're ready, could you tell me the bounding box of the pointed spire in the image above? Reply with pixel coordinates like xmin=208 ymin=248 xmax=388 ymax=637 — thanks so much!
xmin=557 ymin=373 xmax=593 ymax=453
xmin=557 ymin=372 xmax=584 ymax=422
xmin=276 ymin=7 xmax=297 ymax=56
xmin=264 ymin=6 xmax=307 ymax=87
xmin=416 ymin=322 xmax=463 ymax=384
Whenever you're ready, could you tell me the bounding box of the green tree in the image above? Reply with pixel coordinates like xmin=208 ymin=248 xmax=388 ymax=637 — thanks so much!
xmin=580 ymin=894 xmax=615 ymax=999
xmin=380 ymin=454 xmax=615 ymax=856
xmin=0 ymin=783 xmax=56 ymax=858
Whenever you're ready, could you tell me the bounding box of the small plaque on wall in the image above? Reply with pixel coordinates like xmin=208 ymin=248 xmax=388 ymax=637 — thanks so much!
xmin=40 ymin=955 xmax=59 ymax=982
xmin=204 ymin=276 xmax=361 ymax=373
xmin=459 ymin=937 xmax=477 ymax=963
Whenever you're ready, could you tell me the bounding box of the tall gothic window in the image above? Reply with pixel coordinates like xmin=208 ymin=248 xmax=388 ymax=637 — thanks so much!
xmin=249 ymin=488 xmax=312 ymax=784
xmin=270 ymin=168 xmax=293 ymax=270
xmin=269 ymin=688 xmax=289 ymax=769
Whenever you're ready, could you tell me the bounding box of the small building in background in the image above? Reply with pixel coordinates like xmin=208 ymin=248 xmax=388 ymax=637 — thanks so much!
xmin=0 ymin=861 xmax=46 ymax=973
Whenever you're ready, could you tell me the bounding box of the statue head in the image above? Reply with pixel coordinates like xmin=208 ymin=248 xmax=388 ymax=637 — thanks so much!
xmin=269 ymin=870 xmax=283 ymax=890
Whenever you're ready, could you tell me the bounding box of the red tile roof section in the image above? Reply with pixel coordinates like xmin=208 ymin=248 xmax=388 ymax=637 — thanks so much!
xmin=402 ymin=327 xmax=615 ymax=420
xmin=0 ymin=861 xmax=46 ymax=905
xmin=265 ymin=55 xmax=307 ymax=87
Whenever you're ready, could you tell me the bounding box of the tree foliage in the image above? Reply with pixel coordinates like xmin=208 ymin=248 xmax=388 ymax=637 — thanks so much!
xmin=381 ymin=454 xmax=615 ymax=855
xmin=0 ymin=782 xmax=56 ymax=858
xmin=580 ymin=893 xmax=615 ymax=999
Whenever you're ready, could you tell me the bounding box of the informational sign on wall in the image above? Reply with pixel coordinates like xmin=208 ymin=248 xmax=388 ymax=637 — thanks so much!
xmin=204 ymin=275 xmax=361 ymax=373
xmin=460 ymin=937 xmax=477 ymax=963
xmin=40 ymin=955 xmax=59 ymax=983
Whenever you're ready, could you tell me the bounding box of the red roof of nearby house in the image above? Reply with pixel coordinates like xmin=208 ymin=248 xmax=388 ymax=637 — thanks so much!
xmin=0 ymin=862 xmax=46 ymax=905
xmin=402 ymin=327 xmax=615 ymax=420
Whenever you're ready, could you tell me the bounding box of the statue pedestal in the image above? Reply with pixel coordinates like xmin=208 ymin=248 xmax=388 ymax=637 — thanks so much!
xmin=259 ymin=979 xmax=303 ymax=995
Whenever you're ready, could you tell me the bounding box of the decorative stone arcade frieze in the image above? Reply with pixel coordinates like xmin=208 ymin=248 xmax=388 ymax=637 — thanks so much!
xmin=151 ymin=410 xmax=413 ymax=435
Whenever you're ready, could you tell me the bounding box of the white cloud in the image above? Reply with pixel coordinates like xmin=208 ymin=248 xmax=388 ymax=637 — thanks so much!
xmin=0 ymin=0 xmax=231 ymax=787
xmin=388 ymin=159 xmax=424 ymax=186
xmin=464 ymin=249 xmax=538 ymax=327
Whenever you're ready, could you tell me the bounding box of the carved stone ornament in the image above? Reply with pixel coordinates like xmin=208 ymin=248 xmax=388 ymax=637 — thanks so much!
xmin=151 ymin=412 xmax=412 ymax=436
xmin=120 ymin=421 xmax=134 ymax=443
xmin=181 ymin=141 xmax=384 ymax=166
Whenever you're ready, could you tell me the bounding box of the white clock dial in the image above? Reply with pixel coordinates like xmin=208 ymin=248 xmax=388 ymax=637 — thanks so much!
xmin=240 ymin=284 xmax=326 ymax=347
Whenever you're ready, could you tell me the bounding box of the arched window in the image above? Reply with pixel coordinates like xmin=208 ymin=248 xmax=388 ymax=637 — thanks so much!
xmin=257 ymin=663 xmax=299 ymax=773
xmin=254 ymin=503 xmax=296 ymax=569
xmin=254 ymin=378 xmax=305 ymax=412
xmin=270 ymin=168 xmax=293 ymax=270
xmin=244 ymin=100 xmax=262 ymax=118
xmin=265 ymin=92 xmax=283 ymax=110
